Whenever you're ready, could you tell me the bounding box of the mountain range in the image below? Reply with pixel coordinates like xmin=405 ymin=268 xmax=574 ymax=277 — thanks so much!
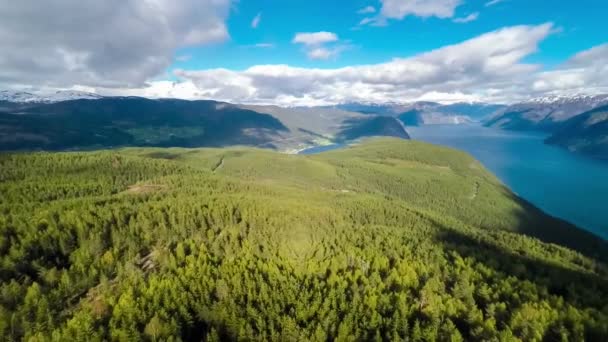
xmin=545 ymin=105 xmax=608 ymax=159
xmin=1 ymin=93 xmax=607 ymax=340
xmin=1 ymin=90 xmax=608 ymax=159
xmin=484 ymin=94 xmax=608 ymax=131
xmin=0 ymin=96 xmax=409 ymax=152
xmin=0 ymin=90 xmax=103 ymax=103
xmin=333 ymin=101 xmax=504 ymax=125
xmin=485 ymin=94 xmax=608 ymax=159
xmin=0 ymin=91 xmax=503 ymax=153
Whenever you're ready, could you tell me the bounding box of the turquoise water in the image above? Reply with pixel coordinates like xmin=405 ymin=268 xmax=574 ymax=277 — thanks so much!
xmin=299 ymin=144 xmax=345 ymax=155
xmin=408 ymin=125 xmax=608 ymax=239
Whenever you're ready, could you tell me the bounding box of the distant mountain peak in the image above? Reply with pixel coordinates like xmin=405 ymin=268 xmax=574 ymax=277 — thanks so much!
xmin=0 ymin=89 xmax=103 ymax=103
xmin=523 ymin=93 xmax=608 ymax=106
xmin=485 ymin=93 xmax=608 ymax=131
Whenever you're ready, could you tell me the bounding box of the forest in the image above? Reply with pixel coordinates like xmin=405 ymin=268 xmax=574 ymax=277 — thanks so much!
xmin=0 ymin=138 xmax=607 ymax=341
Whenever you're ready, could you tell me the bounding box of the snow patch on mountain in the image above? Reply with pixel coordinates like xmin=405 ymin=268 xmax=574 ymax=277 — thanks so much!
xmin=523 ymin=94 xmax=608 ymax=107
xmin=0 ymin=90 xmax=103 ymax=103
xmin=485 ymin=93 xmax=608 ymax=130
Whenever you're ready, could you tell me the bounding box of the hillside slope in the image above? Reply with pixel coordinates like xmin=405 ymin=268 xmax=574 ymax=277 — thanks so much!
xmin=546 ymin=105 xmax=608 ymax=159
xmin=240 ymin=104 xmax=410 ymax=151
xmin=0 ymin=138 xmax=606 ymax=341
xmin=0 ymin=98 xmax=410 ymax=152
xmin=0 ymin=98 xmax=289 ymax=150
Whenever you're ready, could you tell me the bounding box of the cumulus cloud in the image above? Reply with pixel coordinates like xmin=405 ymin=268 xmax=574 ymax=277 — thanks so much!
xmin=292 ymin=32 xmax=339 ymax=46
xmin=99 ymin=23 xmax=574 ymax=106
xmin=293 ymin=32 xmax=343 ymax=60
xmin=103 ymin=80 xmax=205 ymax=100
xmin=307 ymin=46 xmax=350 ymax=60
xmin=532 ymin=44 xmax=608 ymax=94
xmin=359 ymin=0 xmax=463 ymax=27
xmin=380 ymin=0 xmax=462 ymax=19
xmin=307 ymin=48 xmax=334 ymax=60
xmin=0 ymin=0 xmax=232 ymax=88
xmin=9 ymin=16 xmax=606 ymax=106
xmin=453 ymin=12 xmax=479 ymax=23
xmin=251 ymin=12 xmax=262 ymax=28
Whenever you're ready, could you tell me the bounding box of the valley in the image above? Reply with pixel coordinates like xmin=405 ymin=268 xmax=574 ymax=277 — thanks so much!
xmin=1 ymin=92 xmax=608 ymax=341
xmin=0 ymin=96 xmax=409 ymax=153
xmin=3 ymin=91 xmax=607 ymax=159
xmin=3 ymin=2 xmax=608 ymax=340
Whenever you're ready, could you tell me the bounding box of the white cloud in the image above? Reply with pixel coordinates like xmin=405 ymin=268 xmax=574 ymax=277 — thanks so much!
xmin=380 ymin=0 xmax=462 ymax=19
xmin=307 ymin=47 xmax=345 ymax=60
xmin=453 ymin=12 xmax=479 ymax=23
xmin=293 ymin=32 xmax=342 ymax=60
xmin=12 ymin=21 xmax=607 ymax=106
xmin=357 ymin=16 xmax=388 ymax=27
xmin=532 ymin=44 xmax=608 ymax=94
xmin=485 ymin=0 xmax=506 ymax=7
xmin=103 ymin=80 xmax=205 ymax=100
xmin=292 ymin=32 xmax=339 ymax=46
xmin=0 ymin=0 xmax=232 ymax=88
xmin=417 ymin=91 xmax=482 ymax=103
xmin=308 ymin=48 xmax=334 ymax=60
xmin=251 ymin=12 xmax=262 ymax=28
xmin=359 ymin=17 xmax=376 ymax=26
xmin=97 ymin=23 xmax=567 ymax=106
xmin=358 ymin=0 xmax=463 ymax=27
xmin=357 ymin=6 xmax=376 ymax=14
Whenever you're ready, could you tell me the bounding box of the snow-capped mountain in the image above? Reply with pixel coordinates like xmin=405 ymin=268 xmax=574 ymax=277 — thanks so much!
xmin=485 ymin=94 xmax=608 ymax=131
xmin=522 ymin=94 xmax=608 ymax=107
xmin=0 ymin=90 xmax=103 ymax=103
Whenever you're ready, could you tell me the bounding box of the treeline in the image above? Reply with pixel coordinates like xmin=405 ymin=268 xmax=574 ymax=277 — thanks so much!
xmin=0 ymin=141 xmax=607 ymax=341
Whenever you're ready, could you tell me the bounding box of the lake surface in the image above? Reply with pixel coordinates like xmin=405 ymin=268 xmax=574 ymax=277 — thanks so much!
xmin=408 ymin=124 xmax=608 ymax=239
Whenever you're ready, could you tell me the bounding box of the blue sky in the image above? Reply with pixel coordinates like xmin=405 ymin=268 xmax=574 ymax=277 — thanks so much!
xmin=1 ymin=0 xmax=607 ymax=105
xmin=173 ymin=0 xmax=607 ymax=70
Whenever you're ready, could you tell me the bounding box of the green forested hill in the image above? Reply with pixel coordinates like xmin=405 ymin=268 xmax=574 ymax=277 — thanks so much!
xmin=0 ymin=98 xmax=289 ymax=151
xmin=0 ymin=98 xmax=411 ymax=153
xmin=0 ymin=138 xmax=606 ymax=341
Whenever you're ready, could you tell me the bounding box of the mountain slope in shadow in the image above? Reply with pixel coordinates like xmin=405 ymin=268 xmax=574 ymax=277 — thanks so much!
xmin=546 ymin=105 xmax=608 ymax=159
xmin=0 ymin=97 xmax=289 ymax=150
